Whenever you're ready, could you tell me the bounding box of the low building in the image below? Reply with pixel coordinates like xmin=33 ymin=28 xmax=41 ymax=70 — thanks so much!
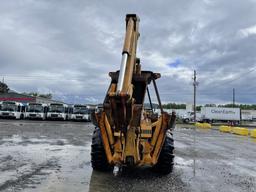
xmin=0 ymin=92 xmax=65 ymax=105
xmin=0 ymin=81 xmax=64 ymax=105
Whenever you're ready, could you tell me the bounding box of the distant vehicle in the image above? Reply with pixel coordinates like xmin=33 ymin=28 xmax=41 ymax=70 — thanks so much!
xmin=87 ymin=105 xmax=98 ymax=121
xmin=0 ymin=101 xmax=25 ymax=119
xmin=71 ymin=104 xmax=90 ymax=121
xmin=25 ymin=103 xmax=48 ymax=120
xmin=200 ymin=107 xmax=241 ymax=124
xmin=182 ymin=111 xmax=201 ymax=123
xmin=90 ymin=104 xmax=103 ymax=125
xmin=241 ymin=110 xmax=254 ymax=121
xmin=95 ymin=104 xmax=103 ymax=113
xmin=47 ymin=103 xmax=71 ymax=120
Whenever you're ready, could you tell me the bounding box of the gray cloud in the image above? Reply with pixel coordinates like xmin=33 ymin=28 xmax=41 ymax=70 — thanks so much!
xmin=0 ymin=0 xmax=256 ymax=104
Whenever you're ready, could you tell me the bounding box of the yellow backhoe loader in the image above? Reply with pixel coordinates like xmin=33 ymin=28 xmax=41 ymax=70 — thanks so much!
xmin=91 ymin=14 xmax=176 ymax=174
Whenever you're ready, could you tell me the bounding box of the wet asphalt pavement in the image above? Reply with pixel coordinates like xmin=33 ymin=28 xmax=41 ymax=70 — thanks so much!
xmin=0 ymin=120 xmax=255 ymax=192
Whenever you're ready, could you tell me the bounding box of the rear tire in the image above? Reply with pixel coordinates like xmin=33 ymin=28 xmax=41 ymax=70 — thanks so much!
xmin=91 ymin=127 xmax=112 ymax=171
xmin=152 ymin=130 xmax=174 ymax=174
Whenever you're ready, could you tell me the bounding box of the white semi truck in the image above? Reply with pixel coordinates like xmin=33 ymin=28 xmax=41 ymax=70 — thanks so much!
xmin=25 ymin=103 xmax=48 ymax=120
xmin=0 ymin=101 xmax=25 ymax=119
xmin=47 ymin=103 xmax=71 ymax=120
xmin=200 ymin=107 xmax=241 ymax=123
xmin=71 ymin=104 xmax=90 ymax=121
xmin=182 ymin=111 xmax=201 ymax=123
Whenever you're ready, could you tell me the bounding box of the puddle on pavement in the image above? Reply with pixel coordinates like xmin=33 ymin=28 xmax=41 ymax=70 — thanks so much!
xmin=175 ymin=157 xmax=194 ymax=167
xmin=0 ymin=135 xmax=92 ymax=192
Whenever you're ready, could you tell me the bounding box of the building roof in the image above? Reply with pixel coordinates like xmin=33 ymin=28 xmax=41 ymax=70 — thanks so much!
xmin=0 ymin=92 xmax=65 ymax=105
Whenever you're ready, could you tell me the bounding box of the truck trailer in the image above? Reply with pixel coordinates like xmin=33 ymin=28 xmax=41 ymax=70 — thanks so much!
xmin=200 ymin=107 xmax=241 ymax=123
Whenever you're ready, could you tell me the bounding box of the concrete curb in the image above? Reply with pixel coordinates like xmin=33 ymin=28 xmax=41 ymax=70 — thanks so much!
xmin=219 ymin=126 xmax=232 ymax=133
xmin=250 ymin=129 xmax=256 ymax=138
xmin=195 ymin=122 xmax=211 ymax=129
xmin=232 ymin=127 xmax=249 ymax=136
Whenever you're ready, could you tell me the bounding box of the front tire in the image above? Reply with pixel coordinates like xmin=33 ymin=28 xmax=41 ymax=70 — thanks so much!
xmin=91 ymin=127 xmax=112 ymax=171
xmin=152 ymin=130 xmax=174 ymax=174
xmin=183 ymin=118 xmax=189 ymax=124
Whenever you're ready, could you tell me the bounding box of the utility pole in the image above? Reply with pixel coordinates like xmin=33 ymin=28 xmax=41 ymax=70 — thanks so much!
xmin=193 ymin=70 xmax=198 ymax=122
xmin=233 ymin=88 xmax=235 ymax=107
xmin=192 ymin=70 xmax=198 ymax=177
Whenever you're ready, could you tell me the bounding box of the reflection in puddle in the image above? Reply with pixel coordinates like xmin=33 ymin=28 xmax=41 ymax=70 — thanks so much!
xmin=175 ymin=157 xmax=194 ymax=167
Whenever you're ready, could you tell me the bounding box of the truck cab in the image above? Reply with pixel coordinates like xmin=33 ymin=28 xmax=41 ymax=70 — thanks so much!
xmin=47 ymin=103 xmax=70 ymax=120
xmin=25 ymin=103 xmax=48 ymax=120
xmin=0 ymin=101 xmax=25 ymax=119
xmin=71 ymin=104 xmax=90 ymax=121
xmin=182 ymin=111 xmax=201 ymax=123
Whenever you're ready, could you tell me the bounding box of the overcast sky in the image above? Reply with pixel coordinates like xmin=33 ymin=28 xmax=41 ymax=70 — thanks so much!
xmin=0 ymin=0 xmax=256 ymax=104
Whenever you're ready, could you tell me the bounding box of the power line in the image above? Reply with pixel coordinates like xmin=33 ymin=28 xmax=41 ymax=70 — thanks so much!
xmin=200 ymin=66 xmax=256 ymax=91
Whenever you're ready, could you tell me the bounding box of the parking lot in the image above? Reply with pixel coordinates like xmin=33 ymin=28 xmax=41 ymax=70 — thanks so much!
xmin=0 ymin=120 xmax=256 ymax=192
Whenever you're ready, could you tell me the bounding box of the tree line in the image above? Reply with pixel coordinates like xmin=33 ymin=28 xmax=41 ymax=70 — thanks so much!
xmin=22 ymin=92 xmax=52 ymax=99
xmin=162 ymin=103 xmax=256 ymax=110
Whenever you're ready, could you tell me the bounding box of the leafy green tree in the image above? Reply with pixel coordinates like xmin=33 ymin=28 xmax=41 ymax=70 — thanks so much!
xmin=22 ymin=92 xmax=52 ymax=99
xmin=205 ymin=104 xmax=216 ymax=107
xmin=162 ymin=103 xmax=186 ymax=109
xmin=0 ymin=82 xmax=9 ymax=93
